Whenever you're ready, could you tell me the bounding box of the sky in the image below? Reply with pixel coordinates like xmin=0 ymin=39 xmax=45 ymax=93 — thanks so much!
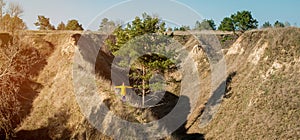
xmin=8 ymin=0 xmax=300 ymax=30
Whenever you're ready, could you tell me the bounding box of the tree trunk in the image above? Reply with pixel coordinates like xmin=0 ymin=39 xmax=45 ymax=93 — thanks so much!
xmin=0 ymin=7 xmax=2 ymax=19
xmin=142 ymin=65 xmax=145 ymax=107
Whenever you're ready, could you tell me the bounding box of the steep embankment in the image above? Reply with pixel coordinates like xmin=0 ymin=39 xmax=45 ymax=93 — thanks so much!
xmin=11 ymin=31 xmax=112 ymax=139
xmin=16 ymin=32 xmax=82 ymax=138
xmin=1 ymin=28 xmax=299 ymax=139
xmin=188 ymin=28 xmax=300 ymax=139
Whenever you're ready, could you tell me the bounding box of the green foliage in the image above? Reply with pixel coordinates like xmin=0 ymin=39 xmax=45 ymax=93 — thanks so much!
xmin=115 ymin=34 xmax=178 ymax=95
xmin=195 ymin=19 xmax=216 ymax=30
xmin=57 ymin=22 xmax=66 ymax=30
xmin=107 ymin=13 xmax=179 ymax=105
xmin=174 ymin=25 xmax=190 ymax=31
xmin=220 ymin=34 xmax=233 ymax=43
xmin=179 ymin=25 xmax=190 ymax=31
xmin=65 ymin=19 xmax=84 ymax=31
xmin=107 ymin=13 xmax=166 ymax=53
xmin=218 ymin=10 xmax=258 ymax=32
xmin=274 ymin=21 xmax=285 ymax=28
xmin=218 ymin=17 xmax=235 ymax=31
xmin=99 ymin=18 xmax=116 ymax=33
xmin=34 ymin=15 xmax=55 ymax=30
xmin=231 ymin=10 xmax=258 ymax=32
xmin=262 ymin=21 xmax=272 ymax=28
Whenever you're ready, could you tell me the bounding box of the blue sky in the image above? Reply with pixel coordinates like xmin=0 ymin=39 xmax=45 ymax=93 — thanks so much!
xmin=10 ymin=0 xmax=300 ymax=30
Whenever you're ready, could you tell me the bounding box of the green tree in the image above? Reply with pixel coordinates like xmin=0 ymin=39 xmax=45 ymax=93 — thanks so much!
xmin=99 ymin=18 xmax=116 ymax=33
xmin=218 ymin=17 xmax=235 ymax=31
xmin=34 ymin=15 xmax=55 ymax=30
xmin=115 ymin=35 xmax=177 ymax=107
xmin=57 ymin=21 xmax=66 ymax=30
xmin=107 ymin=13 xmax=166 ymax=53
xmin=173 ymin=25 xmax=190 ymax=31
xmin=262 ymin=21 xmax=272 ymax=28
xmin=195 ymin=19 xmax=216 ymax=30
xmin=179 ymin=25 xmax=190 ymax=31
xmin=231 ymin=10 xmax=258 ymax=32
xmin=65 ymin=19 xmax=84 ymax=30
xmin=107 ymin=13 xmax=174 ymax=107
xmin=274 ymin=21 xmax=284 ymax=28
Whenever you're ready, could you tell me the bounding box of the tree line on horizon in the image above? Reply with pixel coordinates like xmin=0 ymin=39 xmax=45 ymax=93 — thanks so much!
xmin=171 ymin=11 xmax=293 ymax=32
xmin=0 ymin=0 xmax=296 ymax=33
xmin=34 ymin=15 xmax=84 ymax=31
xmin=34 ymin=10 xmax=294 ymax=33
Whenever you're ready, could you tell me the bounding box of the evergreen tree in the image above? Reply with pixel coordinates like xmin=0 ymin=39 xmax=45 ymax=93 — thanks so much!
xmin=34 ymin=15 xmax=55 ymax=30
xmin=99 ymin=18 xmax=116 ymax=33
xmin=65 ymin=19 xmax=84 ymax=31
xmin=218 ymin=10 xmax=258 ymax=32
xmin=115 ymin=34 xmax=177 ymax=107
xmin=179 ymin=25 xmax=190 ymax=31
xmin=231 ymin=10 xmax=258 ymax=32
xmin=262 ymin=21 xmax=272 ymax=28
xmin=218 ymin=17 xmax=235 ymax=31
xmin=195 ymin=19 xmax=216 ymax=30
xmin=57 ymin=22 xmax=66 ymax=30
xmin=107 ymin=13 xmax=166 ymax=53
xmin=107 ymin=13 xmax=176 ymax=107
xmin=274 ymin=21 xmax=285 ymax=28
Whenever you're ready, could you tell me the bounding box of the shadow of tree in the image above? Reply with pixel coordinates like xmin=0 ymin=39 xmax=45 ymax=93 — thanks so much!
xmin=224 ymin=71 xmax=237 ymax=98
xmin=14 ymin=109 xmax=72 ymax=140
xmin=199 ymin=71 xmax=237 ymax=127
xmin=149 ymin=91 xmax=178 ymax=119
xmin=75 ymin=34 xmax=114 ymax=80
xmin=14 ymin=40 xmax=54 ymax=125
xmin=0 ymin=33 xmax=13 ymax=47
xmin=16 ymin=79 xmax=43 ymax=126
xmin=150 ymin=93 xmax=205 ymax=140
xmin=94 ymin=92 xmax=205 ymax=139
xmin=0 ymin=40 xmax=54 ymax=139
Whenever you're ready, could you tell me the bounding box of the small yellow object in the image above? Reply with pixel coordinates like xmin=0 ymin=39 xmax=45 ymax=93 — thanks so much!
xmin=115 ymin=82 xmax=132 ymax=96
